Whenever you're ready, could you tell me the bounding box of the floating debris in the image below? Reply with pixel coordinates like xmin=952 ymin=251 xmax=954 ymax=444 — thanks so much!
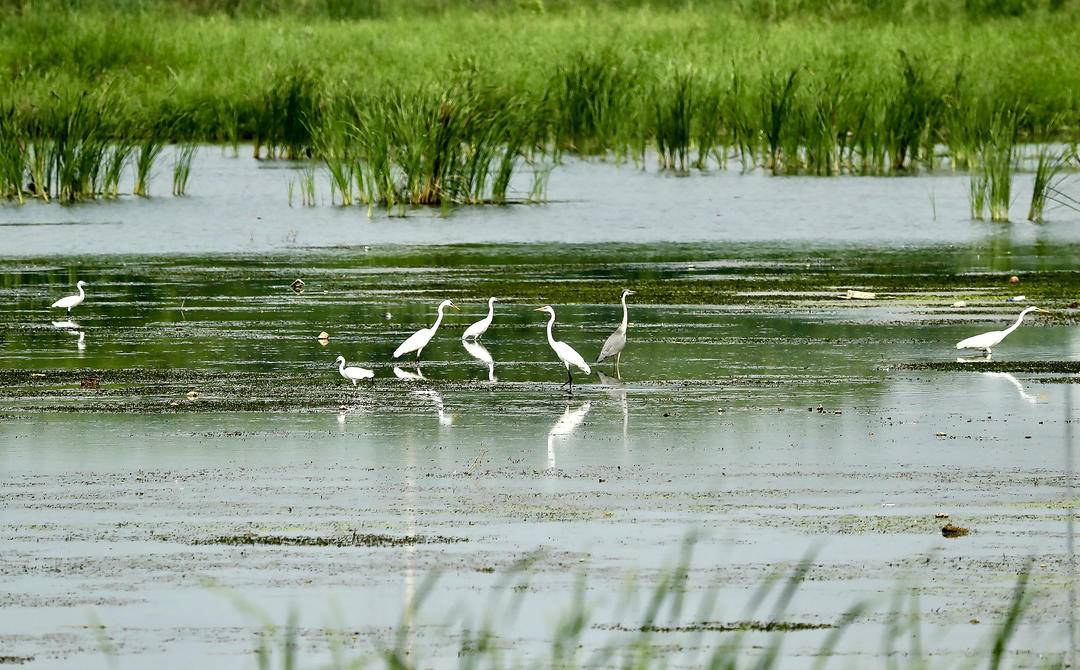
xmin=935 ymin=512 xmax=950 ymax=519
xmin=1009 ymin=276 xmax=1020 ymax=285
xmin=840 ymin=290 xmax=877 ymax=300
xmin=317 ymin=331 xmax=330 ymax=345
xmin=1007 ymin=295 xmax=1026 ymax=302
xmin=80 ymin=378 xmax=100 ymax=389
xmin=290 ymin=278 xmax=306 ymax=294
xmin=185 ymin=390 xmax=200 ymax=401
xmin=951 ymin=301 xmax=968 ymax=308
xmin=941 ymin=523 xmax=969 ymax=538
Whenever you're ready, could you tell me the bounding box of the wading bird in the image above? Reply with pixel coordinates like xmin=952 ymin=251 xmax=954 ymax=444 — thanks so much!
xmin=393 ymin=299 xmax=458 ymax=361
xmin=535 ymin=305 xmax=591 ymax=392
xmin=334 ymin=355 xmax=374 ymax=386
xmin=51 ymin=281 xmax=89 ymax=314
xmin=596 ymin=289 xmax=636 ymax=376
xmin=462 ymin=297 xmax=498 ymax=341
xmin=955 ymin=306 xmax=1043 ymax=355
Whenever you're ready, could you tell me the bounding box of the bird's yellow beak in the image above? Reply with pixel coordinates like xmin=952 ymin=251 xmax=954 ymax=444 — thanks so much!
xmin=451 ymin=302 xmax=460 ymax=310
xmin=533 ymin=306 xmax=546 ymax=312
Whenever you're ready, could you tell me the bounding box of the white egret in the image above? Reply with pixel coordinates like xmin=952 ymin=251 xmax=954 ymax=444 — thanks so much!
xmin=462 ymin=340 xmax=496 ymax=383
xmin=534 ymin=306 xmax=591 ymax=392
xmin=955 ymin=306 xmax=1043 ymax=354
xmin=393 ymin=299 xmax=458 ymax=361
xmin=596 ymin=289 xmax=636 ymax=375
xmin=334 ymin=355 xmax=374 ymax=386
xmin=51 ymin=281 xmax=89 ymax=313
xmin=462 ymin=297 xmax=498 ymax=341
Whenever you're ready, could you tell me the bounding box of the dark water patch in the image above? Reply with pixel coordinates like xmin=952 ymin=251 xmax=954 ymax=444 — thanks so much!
xmin=893 ymin=361 xmax=1080 ymax=373
xmin=595 ymin=620 xmax=832 ymax=633
xmin=193 ymin=531 xmax=467 ymax=548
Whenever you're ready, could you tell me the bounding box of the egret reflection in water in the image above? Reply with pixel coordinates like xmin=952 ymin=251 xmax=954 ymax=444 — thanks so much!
xmin=394 ymin=366 xmax=427 ymax=382
xmin=983 ymin=371 xmax=1041 ymax=404
xmin=462 ymin=340 xmax=496 ymax=383
xmin=413 ymin=389 xmax=453 ymax=426
xmin=546 ymin=401 xmax=592 ymax=469
xmin=51 ymin=320 xmax=80 ymax=330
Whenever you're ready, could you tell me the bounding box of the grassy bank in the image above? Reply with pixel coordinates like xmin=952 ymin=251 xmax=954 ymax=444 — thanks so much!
xmin=2 ymin=1 xmax=1080 ymax=205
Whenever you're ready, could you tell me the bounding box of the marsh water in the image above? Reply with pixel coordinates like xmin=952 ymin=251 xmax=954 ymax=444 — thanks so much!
xmin=1 ymin=149 xmax=1079 ymax=667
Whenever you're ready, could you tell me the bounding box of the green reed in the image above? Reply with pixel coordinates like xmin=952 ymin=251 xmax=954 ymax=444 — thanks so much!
xmin=220 ymin=542 xmax=1041 ymax=670
xmin=171 ymin=143 xmax=198 ymax=196
xmin=1028 ymin=144 xmax=1070 ymax=222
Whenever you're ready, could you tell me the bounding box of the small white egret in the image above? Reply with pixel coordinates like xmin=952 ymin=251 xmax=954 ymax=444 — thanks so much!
xmin=51 ymin=281 xmax=89 ymax=313
xmin=955 ymin=306 xmax=1043 ymax=354
xmin=596 ymin=289 xmax=636 ymax=375
xmin=463 ymin=339 xmax=496 ymax=383
xmin=534 ymin=305 xmax=591 ymax=392
xmin=461 ymin=297 xmax=498 ymax=341
xmin=393 ymin=299 xmax=458 ymax=361
xmin=334 ymin=355 xmax=374 ymax=386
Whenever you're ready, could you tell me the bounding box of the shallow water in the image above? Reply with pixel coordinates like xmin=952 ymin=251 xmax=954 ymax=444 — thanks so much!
xmin=1 ymin=156 xmax=1078 ymax=668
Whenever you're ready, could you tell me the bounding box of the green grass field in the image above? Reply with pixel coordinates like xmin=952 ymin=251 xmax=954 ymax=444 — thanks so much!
xmin=2 ymin=0 xmax=1079 ymax=204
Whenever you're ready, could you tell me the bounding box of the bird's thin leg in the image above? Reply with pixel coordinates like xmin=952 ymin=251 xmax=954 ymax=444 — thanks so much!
xmin=616 ymin=352 xmax=621 ymax=379
xmin=567 ymin=369 xmax=574 ymax=394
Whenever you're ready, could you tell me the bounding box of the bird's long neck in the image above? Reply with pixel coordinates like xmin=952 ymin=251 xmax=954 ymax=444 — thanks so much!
xmin=546 ymin=312 xmax=557 ymax=347
xmin=1002 ymin=313 xmax=1028 ymax=337
xmin=620 ymin=294 xmax=629 ymax=330
xmin=486 ymin=300 xmax=495 ymax=320
xmin=77 ymin=284 xmax=85 ymax=299
xmin=1003 ymin=310 xmax=1031 ymax=336
xmin=338 ymin=359 xmax=347 ymax=372
xmin=431 ymin=305 xmax=446 ymax=332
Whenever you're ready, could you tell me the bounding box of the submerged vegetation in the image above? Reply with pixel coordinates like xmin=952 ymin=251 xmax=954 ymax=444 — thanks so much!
xmin=1 ymin=0 xmax=1080 ymax=210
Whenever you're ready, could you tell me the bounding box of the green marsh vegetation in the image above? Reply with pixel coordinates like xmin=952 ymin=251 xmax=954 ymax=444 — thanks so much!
xmin=196 ymin=542 xmax=1044 ymax=669
xmin=2 ymin=0 xmax=1080 ymax=212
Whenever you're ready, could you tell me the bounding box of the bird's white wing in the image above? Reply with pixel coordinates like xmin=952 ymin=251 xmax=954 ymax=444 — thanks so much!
xmin=596 ymin=326 xmax=626 ymax=362
xmin=346 ymin=366 xmax=375 ymax=380
xmin=461 ymin=317 xmax=488 ymax=340
xmin=51 ymin=295 xmax=75 ymax=308
xmin=555 ymin=341 xmax=591 ymax=374
xmin=956 ymin=330 xmax=1003 ymax=349
xmin=394 ymin=328 xmax=431 ymax=358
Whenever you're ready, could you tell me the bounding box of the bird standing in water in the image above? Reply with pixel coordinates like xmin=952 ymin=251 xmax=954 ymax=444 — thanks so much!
xmin=535 ymin=305 xmax=591 ymax=392
xmin=334 ymin=356 xmax=374 ymax=386
xmin=393 ymin=299 xmax=458 ymax=361
xmin=52 ymin=281 xmax=89 ymax=314
xmin=596 ymin=289 xmax=636 ymax=377
xmin=462 ymin=297 xmax=498 ymax=341
xmin=955 ymin=306 xmax=1043 ymax=355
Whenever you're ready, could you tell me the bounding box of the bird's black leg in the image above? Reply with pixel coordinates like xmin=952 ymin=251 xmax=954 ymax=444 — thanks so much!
xmin=567 ymin=368 xmax=574 ymax=394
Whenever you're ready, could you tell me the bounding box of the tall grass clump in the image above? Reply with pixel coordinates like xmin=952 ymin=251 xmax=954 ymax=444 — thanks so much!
xmin=552 ymin=49 xmax=639 ymax=159
xmin=884 ymin=52 xmax=940 ymax=172
xmin=254 ymin=64 xmax=323 ymax=160
xmin=653 ymin=67 xmax=694 ymax=171
xmin=323 ymin=81 xmax=543 ymax=212
xmin=1028 ymin=144 xmax=1070 ymax=221
xmin=171 ymin=142 xmax=197 ymax=196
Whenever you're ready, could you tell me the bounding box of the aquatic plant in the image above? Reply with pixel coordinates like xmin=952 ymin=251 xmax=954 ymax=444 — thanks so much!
xmin=218 ymin=541 xmax=1040 ymax=670
xmin=1028 ymin=144 xmax=1070 ymax=222
xmin=171 ymin=143 xmax=197 ymax=196
xmin=133 ymin=138 xmax=165 ymax=197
